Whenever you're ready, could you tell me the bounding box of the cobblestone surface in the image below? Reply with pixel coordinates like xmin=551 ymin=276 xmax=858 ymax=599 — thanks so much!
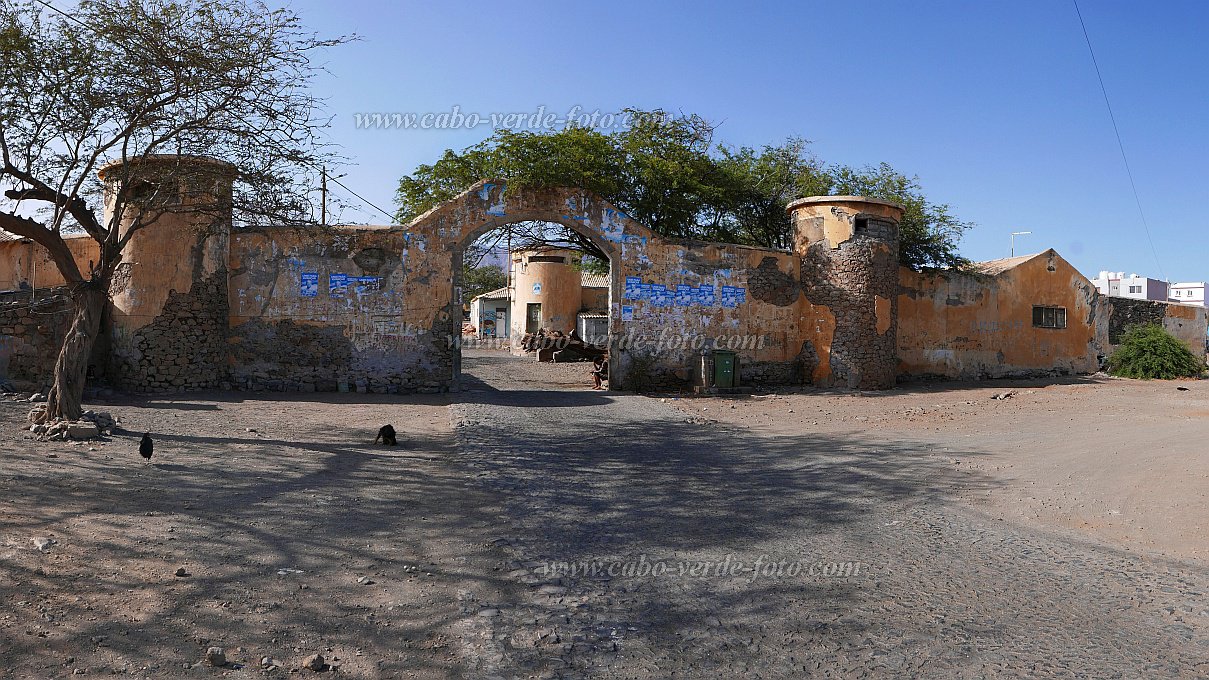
xmin=452 ymin=351 xmax=1209 ymax=678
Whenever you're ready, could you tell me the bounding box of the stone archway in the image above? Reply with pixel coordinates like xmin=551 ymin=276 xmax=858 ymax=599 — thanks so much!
xmin=400 ymin=181 xmax=659 ymax=390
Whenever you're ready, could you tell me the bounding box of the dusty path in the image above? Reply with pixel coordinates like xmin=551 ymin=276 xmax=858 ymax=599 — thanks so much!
xmin=668 ymin=376 xmax=1209 ymax=564
xmin=2 ymin=351 xmax=1208 ymax=678
xmin=0 ymin=393 xmax=528 ymax=678
xmin=452 ymin=350 xmax=1209 ymax=678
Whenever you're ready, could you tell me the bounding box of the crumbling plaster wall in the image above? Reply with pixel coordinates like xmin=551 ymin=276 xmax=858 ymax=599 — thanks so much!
xmin=226 ymin=225 xmax=449 ymax=392
xmin=790 ymin=198 xmax=904 ymax=389
xmin=1100 ymin=296 xmax=1207 ymax=355
xmin=0 ymin=237 xmax=100 ymax=291
xmin=898 ymin=250 xmax=1102 ymax=379
xmin=396 ymin=182 xmax=843 ymax=391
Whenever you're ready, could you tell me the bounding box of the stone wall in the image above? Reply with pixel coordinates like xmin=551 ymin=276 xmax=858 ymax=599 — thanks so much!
xmin=0 ymin=289 xmax=74 ymax=385
xmin=790 ymin=198 xmax=904 ymax=389
xmin=1105 ymin=297 xmax=1172 ymax=344
xmin=1101 ymin=296 xmax=1207 ymax=354
xmin=108 ymin=272 xmax=229 ymax=391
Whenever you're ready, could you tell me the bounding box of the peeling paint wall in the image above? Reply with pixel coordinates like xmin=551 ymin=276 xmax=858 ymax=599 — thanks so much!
xmin=399 ymin=182 xmax=846 ymax=390
xmin=0 ymin=237 xmax=100 ymax=291
xmin=790 ymin=197 xmax=904 ymax=389
xmin=897 ymin=249 xmax=1208 ymax=380
xmin=226 ymin=226 xmax=448 ymax=392
xmin=103 ymin=156 xmax=236 ymax=391
xmin=898 ymin=250 xmax=1102 ymax=379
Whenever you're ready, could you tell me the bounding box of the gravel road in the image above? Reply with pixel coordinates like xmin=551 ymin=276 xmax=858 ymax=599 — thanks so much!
xmin=452 ymin=350 xmax=1209 ymax=678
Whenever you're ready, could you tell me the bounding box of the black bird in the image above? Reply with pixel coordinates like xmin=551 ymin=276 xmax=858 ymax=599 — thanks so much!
xmin=139 ymin=433 xmax=153 ymax=460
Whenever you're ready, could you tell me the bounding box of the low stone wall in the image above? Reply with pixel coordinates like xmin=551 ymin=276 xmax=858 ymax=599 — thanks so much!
xmin=1102 ymin=297 xmax=1207 ymax=354
xmin=109 ymin=272 xmax=229 ymax=392
xmin=0 ymin=288 xmax=74 ymax=386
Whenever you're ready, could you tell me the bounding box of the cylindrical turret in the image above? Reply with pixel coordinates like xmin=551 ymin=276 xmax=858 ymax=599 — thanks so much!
xmin=788 ymin=196 xmax=903 ymax=389
xmin=100 ymin=155 xmax=236 ymax=391
xmin=510 ymin=247 xmax=583 ymax=343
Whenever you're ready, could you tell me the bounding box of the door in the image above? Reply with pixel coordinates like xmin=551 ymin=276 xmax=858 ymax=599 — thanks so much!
xmin=526 ymin=303 xmax=542 ymax=334
xmin=496 ymin=307 xmax=509 ymax=338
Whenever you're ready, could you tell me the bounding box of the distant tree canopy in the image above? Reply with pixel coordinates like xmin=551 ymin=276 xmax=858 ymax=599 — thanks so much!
xmin=462 ymin=263 xmax=507 ymax=302
xmin=396 ymin=110 xmax=972 ymax=270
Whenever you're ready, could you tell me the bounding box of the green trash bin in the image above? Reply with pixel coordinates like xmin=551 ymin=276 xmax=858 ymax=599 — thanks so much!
xmin=713 ymin=350 xmax=738 ymax=388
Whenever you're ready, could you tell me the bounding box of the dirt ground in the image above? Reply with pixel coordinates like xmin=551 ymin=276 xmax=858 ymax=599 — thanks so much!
xmin=668 ymin=375 xmax=1209 ymax=565
xmin=2 ymin=352 xmax=1208 ymax=677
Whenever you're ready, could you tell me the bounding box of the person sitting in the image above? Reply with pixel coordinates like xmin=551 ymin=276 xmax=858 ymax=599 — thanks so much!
xmin=591 ymin=355 xmax=609 ymax=390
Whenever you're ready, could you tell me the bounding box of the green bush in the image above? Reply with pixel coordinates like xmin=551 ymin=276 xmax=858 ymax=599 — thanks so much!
xmin=1107 ymin=324 xmax=1206 ymax=380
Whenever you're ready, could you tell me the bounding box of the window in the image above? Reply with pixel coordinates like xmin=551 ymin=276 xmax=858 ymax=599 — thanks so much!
xmin=854 ymin=217 xmax=868 ymax=232
xmin=1032 ymin=306 xmax=1066 ymax=329
xmin=1128 ymin=285 xmax=1142 ymax=293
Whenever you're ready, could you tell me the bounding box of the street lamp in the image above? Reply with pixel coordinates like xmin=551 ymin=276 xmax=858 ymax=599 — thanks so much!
xmin=1010 ymin=231 xmax=1031 ymax=257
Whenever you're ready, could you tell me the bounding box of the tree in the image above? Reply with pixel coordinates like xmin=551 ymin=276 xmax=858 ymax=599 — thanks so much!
xmin=396 ymin=110 xmax=972 ymax=270
xmin=828 ymin=163 xmax=972 ymax=270
xmin=462 ymin=264 xmax=507 ymax=303
xmin=0 ymin=0 xmax=348 ymax=421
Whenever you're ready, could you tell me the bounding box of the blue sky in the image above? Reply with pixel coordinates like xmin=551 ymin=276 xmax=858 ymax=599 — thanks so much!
xmin=292 ymin=0 xmax=1208 ymax=282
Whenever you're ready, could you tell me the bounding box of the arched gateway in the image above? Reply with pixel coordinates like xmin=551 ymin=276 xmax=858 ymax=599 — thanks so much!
xmin=102 ymin=156 xmax=905 ymax=394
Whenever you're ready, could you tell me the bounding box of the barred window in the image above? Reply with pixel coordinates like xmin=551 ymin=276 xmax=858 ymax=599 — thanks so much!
xmin=1032 ymin=306 xmax=1066 ymax=329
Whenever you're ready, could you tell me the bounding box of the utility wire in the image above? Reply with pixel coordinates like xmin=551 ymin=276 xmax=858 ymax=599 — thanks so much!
xmin=27 ymin=0 xmax=397 ymax=224
xmin=1072 ymin=0 xmax=1165 ymax=281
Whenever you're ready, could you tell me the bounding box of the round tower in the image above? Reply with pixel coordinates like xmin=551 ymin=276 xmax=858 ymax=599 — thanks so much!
xmin=787 ymin=196 xmax=904 ymax=389
xmin=509 ymin=247 xmax=583 ymax=344
xmin=99 ymin=155 xmax=236 ymax=391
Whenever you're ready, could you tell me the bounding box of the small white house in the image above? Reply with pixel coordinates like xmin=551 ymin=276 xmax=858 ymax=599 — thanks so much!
xmin=1169 ymin=282 xmax=1207 ymax=306
xmin=1090 ymin=271 xmax=1169 ymax=301
xmin=469 ymin=287 xmax=510 ymax=338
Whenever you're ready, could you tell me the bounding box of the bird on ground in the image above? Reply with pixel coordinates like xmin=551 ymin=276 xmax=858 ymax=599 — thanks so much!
xmin=139 ymin=433 xmax=153 ymax=460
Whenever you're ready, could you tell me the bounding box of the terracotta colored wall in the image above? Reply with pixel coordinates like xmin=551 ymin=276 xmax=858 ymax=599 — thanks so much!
xmin=581 ymin=286 xmax=609 ymax=313
xmin=510 ymin=248 xmax=584 ymax=337
xmin=0 ymin=237 xmax=100 ymax=291
xmin=899 ymin=250 xmax=1107 ymax=379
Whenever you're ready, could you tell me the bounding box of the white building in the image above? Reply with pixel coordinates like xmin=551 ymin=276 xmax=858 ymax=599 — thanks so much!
xmin=1169 ymin=282 xmax=1207 ymax=306
xmin=1090 ymin=271 xmax=1169 ymax=301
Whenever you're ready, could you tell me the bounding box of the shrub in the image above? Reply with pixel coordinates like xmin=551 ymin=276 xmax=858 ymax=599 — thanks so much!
xmin=1107 ymin=324 xmax=1207 ymax=380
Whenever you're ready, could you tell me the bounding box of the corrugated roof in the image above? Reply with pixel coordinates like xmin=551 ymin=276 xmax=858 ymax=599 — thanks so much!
xmin=0 ymin=230 xmax=22 ymax=242
xmin=580 ymin=272 xmax=610 ymax=288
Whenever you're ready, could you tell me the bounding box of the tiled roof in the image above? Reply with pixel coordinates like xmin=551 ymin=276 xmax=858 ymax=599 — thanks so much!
xmin=472 ymin=286 xmax=509 ymax=300
xmin=580 ymin=273 xmax=610 ymax=288
xmin=973 ymin=252 xmax=1044 ymax=276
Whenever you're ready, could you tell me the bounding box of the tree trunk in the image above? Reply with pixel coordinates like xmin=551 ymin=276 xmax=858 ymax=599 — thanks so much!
xmin=41 ymin=283 xmax=107 ymax=423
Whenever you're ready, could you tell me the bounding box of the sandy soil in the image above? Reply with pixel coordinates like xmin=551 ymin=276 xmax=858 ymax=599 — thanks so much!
xmin=669 ymin=376 xmax=1209 ymax=565
xmin=3 ymin=355 xmax=1207 ymax=677
xmin=0 ymin=391 xmax=531 ymax=678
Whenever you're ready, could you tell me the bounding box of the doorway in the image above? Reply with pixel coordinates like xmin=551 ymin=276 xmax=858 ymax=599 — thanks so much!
xmin=525 ymin=303 xmax=542 ymax=334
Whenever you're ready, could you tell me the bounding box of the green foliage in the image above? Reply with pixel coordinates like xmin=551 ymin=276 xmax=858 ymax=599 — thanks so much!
xmin=461 ymin=264 xmax=507 ymax=302
xmin=1107 ymin=324 xmax=1206 ymax=380
xmin=571 ymin=253 xmax=610 ymax=277
xmin=828 ymin=163 xmax=973 ymax=271
xmin=396 ymin=110 xmax=973 ymax=270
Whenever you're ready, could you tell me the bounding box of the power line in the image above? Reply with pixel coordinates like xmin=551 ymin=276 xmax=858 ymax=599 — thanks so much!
xmin=27 ymin=0 xmax=397 ymax=224
xmin=326 ymin=174 xmax=395 ymax=222
xmin=1072 ymin=0 xmax=1165 ymax=281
